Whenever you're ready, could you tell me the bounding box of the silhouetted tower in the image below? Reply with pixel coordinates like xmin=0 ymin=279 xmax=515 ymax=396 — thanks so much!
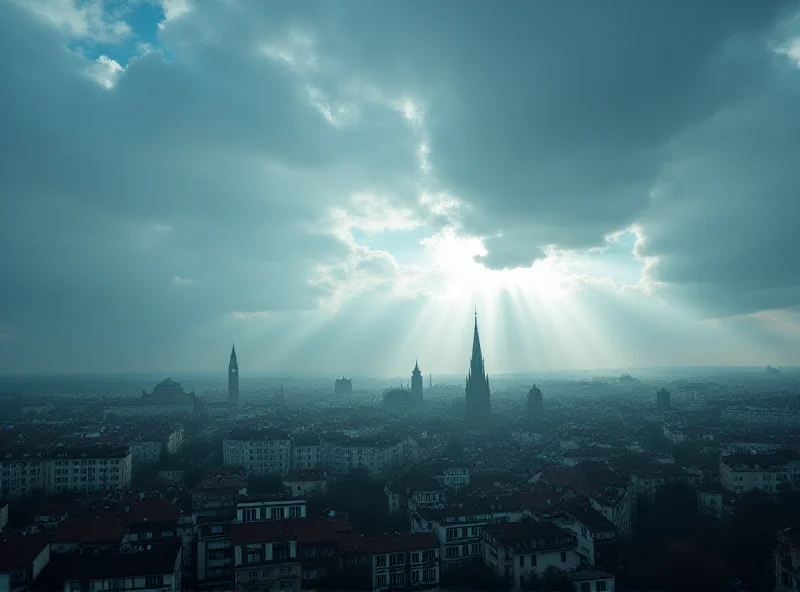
xmin=527 ymin=384 xmax=544 ymax=417
xmin=465 ymin=309 xmax=491 ymax=424
xmin=411 ymin=360 xmax=424 ymax=406
xmin=429 ymin=374 xmax=432 ymax=388
xmin=655 ymin=387 xmax=670 ymax=410
xmin=228 ymin=344 xmax=239 ymax=408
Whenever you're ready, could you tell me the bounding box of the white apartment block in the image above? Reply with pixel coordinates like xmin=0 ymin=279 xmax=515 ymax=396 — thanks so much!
xmin=290 ymin=434 xmax=323 ymax=470
xmin=482 ymin=521 xmax=582 ymax=592
xmin=129 ymin=424 xmax=185 ymax=469
xmin=720 ymin=452 xmax=800 ymax=494
xmin=722 ymin=407 xmax=800 ymax=428
xmin=0 ymin=446 xmax=132 ymax=498
xmin=223 ymin=429 xmax=292 ymax=476
xmin=323 ymin=436 xmax=418 ymax=479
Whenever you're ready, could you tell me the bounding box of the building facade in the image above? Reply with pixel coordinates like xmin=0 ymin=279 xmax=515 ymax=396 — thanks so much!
xmin=223 ymin=429 xmax=292 ymax=476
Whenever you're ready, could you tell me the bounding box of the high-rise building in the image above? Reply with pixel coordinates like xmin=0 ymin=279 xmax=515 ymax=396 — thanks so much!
xmin=655 ymin=387 xmax=670 ymax=410
xmin=465 ymin=310 xmax=491 ymax=424
xmin=229 ymin=344 xmax=239 ymax=408
xmin=411 ymin=360 xmax=424 ymax=406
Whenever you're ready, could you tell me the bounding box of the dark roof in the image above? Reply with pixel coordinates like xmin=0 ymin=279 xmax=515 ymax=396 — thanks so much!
xmin=572 ymin=571 xmax=615 ymax=582
xmin=33 ymin=543 xmax=180 ymax=587
xmin=285 ymin=469 xmax=326 ymax=482
xmin=484 ymin=520 xmax=574 ymax=548
xmin=364 ymin=533 xmax=439 ymax=554
xmin=124 ymin=498 xmax=182 ymax=523
xmin=53 ymin=518 xmax=127 ymax=544
xmin=231 ymin=517 xmax=351 ymax=546
xmin=558 ymin=501 xmax=616 ymax=533
xmin=0 ymin=534 xmax=51 ymax=572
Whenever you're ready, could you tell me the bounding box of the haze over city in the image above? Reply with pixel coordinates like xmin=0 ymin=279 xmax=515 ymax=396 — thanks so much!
xmin=2 ymin=0 xmax=800 ymax=375
xmin=3 ymin=3 xmax=800 ymax=592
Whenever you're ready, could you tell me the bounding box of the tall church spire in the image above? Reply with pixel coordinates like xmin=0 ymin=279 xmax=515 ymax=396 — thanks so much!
xmin=465 ymin=308 xmax=491 ymax=424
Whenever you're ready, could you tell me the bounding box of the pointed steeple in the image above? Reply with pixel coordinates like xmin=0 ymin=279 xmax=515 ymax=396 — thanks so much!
xmin=471 ymin=308 xmax=484 ymax=372
xmin=230 ymin=343 xmax=237 ymax=362
xmin=414 ymin=358 xmax=420 ymax=372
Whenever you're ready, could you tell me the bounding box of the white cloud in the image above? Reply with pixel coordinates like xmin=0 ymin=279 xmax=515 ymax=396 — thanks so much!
xmin=83 ymin=54 xmax=123 ymax=89
xmin=15 ymin=0 xmax=132 ymax=42
xmin=172 ymin=276 xmax=199 ymax=287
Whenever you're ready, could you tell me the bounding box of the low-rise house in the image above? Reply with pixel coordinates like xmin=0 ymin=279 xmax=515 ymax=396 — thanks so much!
xmin=697 ymin=484 xmax=725 ymax=520
xmin=482 ymin=521 xmax=581 ymax=591
xmin=192 ymin=475 xmax=247 ymax=522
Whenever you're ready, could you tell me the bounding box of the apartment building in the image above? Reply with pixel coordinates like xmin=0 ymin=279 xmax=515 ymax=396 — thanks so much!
xmin=223 ymin=429 xmax=292 ymax=476
xmin=368 ymin=533 xmax=440 ymax=591
xmin=230 ymin=521 xmax=302 ymax=591
xmin=290 ymin=433 xmax=323 ymax=470
xmin=236 ymin=495 xmax=307 ymax=523
xmin=482 ymin=521 xmax=581 ymax=591
xmin=323 ymin=435 xmax=418 ymax=479
xmin=0 ymin=446 xmax=132 ymax=498
xmin=720 ymin=451 xmax=800 ymax=494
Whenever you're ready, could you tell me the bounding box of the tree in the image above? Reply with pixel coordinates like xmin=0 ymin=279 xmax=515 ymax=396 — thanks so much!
xmin=446 ymin=433 xmax=465 ymax=462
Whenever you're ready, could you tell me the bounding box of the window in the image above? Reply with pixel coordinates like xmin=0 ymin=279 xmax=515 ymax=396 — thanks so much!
xmin=423 ymin=568 xmax=436 ymax=582
xmin=145 ymin=576 xmax=164 ymax=588
xmin=390 ymin=573 xmax=405 ymax=586
xmin=446 ymin=527 xmax=457 ymax=541
xmin=411 ymin=552 xmax=420 ymax=564
xmin=519 ymin=555 xmax=525 ymax=567
xmin=422 ymin=550 xmax=435 ymax=563
xmin=247 ymin=550 xmax=262 ymax=563
xmin=375 ymin=554 xmax=387 ymax=567
xmin=375 ymin=575 xmax=387 ymax=587
xmin=560 ymin=551 xmax=567 ymax=562
xmin=445 ymin=546 xmax=459 ymax=559
xmin=244 ymin=508 xmax=259 ymax=521
xmin=580 ymin=583 xmax=591 ymax=592
xmin=411 ymin=570 xmax=419 ymax=583
xmin=597 ymin=581 xmax=607 ymax=592
xmin=531 ymin=554 xmax=537 ymax=566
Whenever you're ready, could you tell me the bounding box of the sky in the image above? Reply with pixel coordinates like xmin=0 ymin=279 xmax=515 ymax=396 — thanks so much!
xmin=1 ymin=0 xmax=800 ymax=376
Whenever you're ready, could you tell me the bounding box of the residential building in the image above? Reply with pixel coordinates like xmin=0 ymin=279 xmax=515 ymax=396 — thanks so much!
xmin=290 ymin=434 xmax=322 ymax=470
xmin=230 ymin=521 xmax=301 ymax=591
xmin=0 ymin=534 xmax=50 ymax=592
xmin=55 ymin=543 xmax=182 ymax=592
xmin=192 ymin=476 xmax=247 ymax=522
xmin=720 ymin=451 xmax=800 ymax=494
xmin=0 ymin=446 xmax=132 ymax=499
xmin=323 ymin=435 xmax=418 ymax=479
xmin=196 ymin=521 xmax=234 ymax=589
xmin=368 ymin=533 xmax=439 ymax=591
xmin=223 ymin=429 xmax=292 ymax=476
xmin=572 ymin=570 xmax=615 ymax=592
xmin=775 ymin=526 xmax=800 ymax=592
xmin=482 ymin=521 xmax=581 ymax=591
xmin=236 ymin=495 xmax=307 ymax=522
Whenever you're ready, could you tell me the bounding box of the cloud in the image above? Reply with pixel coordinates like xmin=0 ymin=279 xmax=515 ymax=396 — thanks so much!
xmin=1 ymin=0 xmax=799 ymax=372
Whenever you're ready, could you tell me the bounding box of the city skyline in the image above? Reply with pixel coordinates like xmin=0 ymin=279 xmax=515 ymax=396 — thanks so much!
xmin=1 ymin=1 xmax=799 ymax=374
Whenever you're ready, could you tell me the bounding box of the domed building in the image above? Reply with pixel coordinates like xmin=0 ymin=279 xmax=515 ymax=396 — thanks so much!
xmin=107 ymin=377 xmax=198 ymax=418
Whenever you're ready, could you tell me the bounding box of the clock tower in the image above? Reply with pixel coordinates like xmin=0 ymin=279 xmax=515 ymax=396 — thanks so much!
xmin=228 ymin=344 xmax=239 ymax=408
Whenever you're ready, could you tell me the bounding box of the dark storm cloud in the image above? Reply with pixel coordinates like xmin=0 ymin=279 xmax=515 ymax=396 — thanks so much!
xmin=278 ymin=0 xmax=800 ymax=316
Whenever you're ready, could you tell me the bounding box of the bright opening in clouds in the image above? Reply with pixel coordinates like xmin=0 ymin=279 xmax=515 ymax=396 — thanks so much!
xmin=1 ymin=0 xmax=799 ymax=374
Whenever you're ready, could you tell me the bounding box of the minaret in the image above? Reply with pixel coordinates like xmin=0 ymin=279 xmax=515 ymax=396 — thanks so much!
xmin=465 ymin=309 xmax=491 ymax=424
xmin=411 ymin=359 xmax=423 ymax=406
xmin=228 ymin=344 xmax=239 ymax=408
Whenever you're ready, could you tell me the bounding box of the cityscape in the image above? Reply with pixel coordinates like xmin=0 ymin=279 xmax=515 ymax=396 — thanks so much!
xmin=2 ymin=1 xmax=800 ymax=592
